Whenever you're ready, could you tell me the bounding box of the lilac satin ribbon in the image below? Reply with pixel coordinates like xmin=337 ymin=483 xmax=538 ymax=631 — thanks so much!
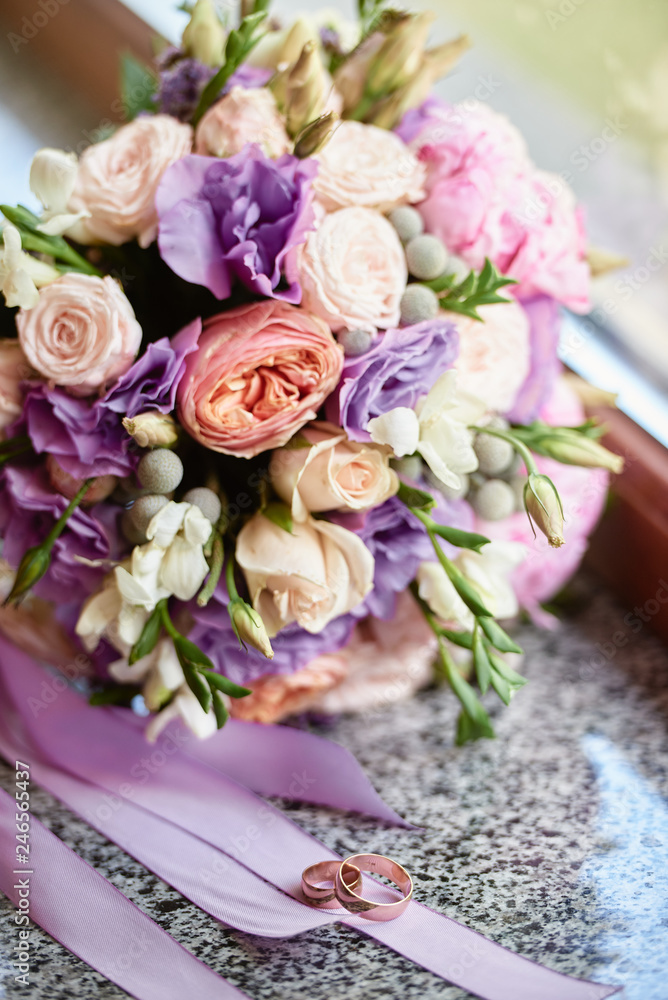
xmin=0 ymin=641 xmax=621 ymax=1000
xmin=0 ymin=788 xmax=250 ymax=1000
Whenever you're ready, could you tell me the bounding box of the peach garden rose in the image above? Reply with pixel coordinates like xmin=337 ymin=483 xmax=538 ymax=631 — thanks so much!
xmin=176 ymin=301 xmax=344 ymax=458
xmin=269 ymin=421 xmax=399 ymax=520
xmin=194 ymin=86 xmax=291 ymax=159
xmin=236 ymin=510 xmax=374 ymax=635
xmin=16 ymin=274 xmax=142 ymax=396
xmin=313 ymin=120 xmax=425 ymax=212
xmin=69 ymin=115 xmax=193 ymax=248
xmin=294 ymin=206 xmax=407 ymax=331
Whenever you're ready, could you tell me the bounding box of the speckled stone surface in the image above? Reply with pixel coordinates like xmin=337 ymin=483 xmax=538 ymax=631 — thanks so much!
xmin=1 ymin=572 xmax=667 ymax=1000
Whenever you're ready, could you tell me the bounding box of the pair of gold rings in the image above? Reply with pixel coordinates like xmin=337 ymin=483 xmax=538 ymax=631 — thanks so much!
xmin=301 ymin=854 xmax=413 ymax=922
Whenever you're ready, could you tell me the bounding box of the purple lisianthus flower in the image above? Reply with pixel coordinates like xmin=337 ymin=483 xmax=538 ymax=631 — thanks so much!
xmin=14 ymin=383 xmax=136 ymax=480
xmin=326 ymin=319 xmax=459 ymax=441
xmin=0 ymin=464 xmax=111 ymax=601
xmin=189 ymin=584 xmax=355 ymax=686
xmin=155 ymin=48 xmax=271 ymax=122
xmin=395 ymin=96 xmax=448 ymax=144
xmin=101 ymin=319 xmax=201 ymax=418
xmin=156 ymin=147 xmax=317 ymax=302
xmin=506 ymin=296 xmax=562 ymax=423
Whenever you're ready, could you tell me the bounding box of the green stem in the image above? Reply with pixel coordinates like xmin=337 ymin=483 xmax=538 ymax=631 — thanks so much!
xmin=197 ymin=532 xmax=224 ymax=608
xmin=469 ymin=425 xmax=539 ymax=476
xmin=347 ymin=90 xmax=377 ymax=122
xmin=43 ymin=478 xmax=93 ymax=550
xmin=14 ymin=228 xmax=102 ymax=277
xmin=225 ymin=551 xmax=240 ymax=602
xmin=159 ymin=600 xmax=179 ymax=641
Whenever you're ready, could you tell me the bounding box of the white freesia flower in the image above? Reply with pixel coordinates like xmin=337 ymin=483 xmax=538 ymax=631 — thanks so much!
xmin=368 ymin=371 xmax=486 ymax=490
xmin=109 ymin=637 xmax=218 ymax=742
xmin=145 ymin=688 xmax=218 ymax=743
xmin=417 ymin=540 xmax=526 ymax=629
xmin=0 ymin=223 xmax=59 ymax=308
xmin=75 ymin=502 xmax=212 ymax=654
xmin=29 ymin=148 xmax=90 ymax=236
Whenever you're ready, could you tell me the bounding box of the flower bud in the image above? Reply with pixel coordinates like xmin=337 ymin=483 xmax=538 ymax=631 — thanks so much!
xmin=367 ymin=12 xmax=434 ymax=97
xmin=523 ymin=473 xmax=564 ymax=548
xmin=273 ymin=41 xmax=329 ymax=136
xmin=182 ymin=0 xmax=227 ymax=67
xmin=5 ymin=545 xmax=51 ymax=605
xmin=293 ymin=112 xmax=340 ymax=158
xmin=229 ymin=599 xmax=274 ymax=659
xmin=30 ymin=148 xmax=78 ymax=213
xmin=536 ymin=431 xmax=623 ymax=474
xmin=123 ymin=412 xmax=179 ymax=449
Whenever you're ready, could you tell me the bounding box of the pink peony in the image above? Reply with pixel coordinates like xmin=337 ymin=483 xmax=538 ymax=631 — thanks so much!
xmin=176 ymin=301 xmax=344 ymax=458
xmin=477 ymin=377 xmax=609 ymax=622
xmin=409 ymin=100 xmax=590 ymax=311
xmin=295 ymin=206 xmax=407 ymax=331
xmin=0 ymin=339 xmax=30 ymax=431
xmin=314 ymin=120 xmax=425 ymax=212
xmin=448 ymin=299 xmax=531 ymax=413
xmin=16 ymin=274 xmax=142 ymax=396
xmin=69 ymin=115 xmax=193 ymax=248
xmin=194 ymin=86 xmax=291 ymax=158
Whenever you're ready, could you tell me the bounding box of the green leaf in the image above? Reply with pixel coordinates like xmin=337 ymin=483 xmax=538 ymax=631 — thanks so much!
xmin=439 ymin=258 xmax=517 ymax=322
xmin=434 ymin=549 xmax=492 ymax=618
xmin=438 ymin=628 xmax=474 ymax=650
xmin=262 ymin=501 xmax=293 ymax=534
xmin=478 ymin=617 xmax=523 ymax=654
xmin=456 ymin=709 xmax=495 ymax=745
xmin=441 ymin=645 xmax=491 ymax=727
xmin=472 ymin=626 xmax=492 ymax=694
xmin=211 ymin=690 xmax=229 ymax=729
xmin=397 ymin=481 xmax=436 ymax=512
xmin=192 ymin=10 xmax=268 ymax=124
xmin=201 ymin=670 xmax=251 ymax=700
xmin=182 ymin=663 xmax=212 ymax=714
xmin=120 ymin=53 xmax=158 ymax=120
xmin=174 ymin=635 xmax=215 ymax=671
xmin=129 ymin=602 xmax=164 ymax=664
xmin=489 ymin=669 xmax=512 ymax=705
xmin=489 ymin=653 xmax=527 ymax=692
xmin=430 ymin=524 xmax=491 ymax=553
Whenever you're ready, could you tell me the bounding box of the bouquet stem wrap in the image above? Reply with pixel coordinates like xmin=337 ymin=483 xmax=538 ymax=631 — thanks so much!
xmin=0 ymin=640 xmax=619 ymax=1000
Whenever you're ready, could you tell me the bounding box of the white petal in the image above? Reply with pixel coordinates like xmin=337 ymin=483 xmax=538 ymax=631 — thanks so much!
xmin=3 ymin=269 xmax=39 ymax=310
xmin=74 ymin=586 xmax=121 ymax=650
xmin=416 ymin=440 xmax=462 ymax=490
xmin=114 ymin=565 xmax=155 ymax=608
xmin=147 ymin=501 xmax=189 ymax=548
xmin=418 ymin=370 xmax=458 ymax=422
xmin=182 ymin=505 xmax=213 ymax=546
xmin=29 ymin=148 xmax=78 ymax=213
xmin=1 ymin=224 xmax=22 ymax=271
xmin=367 ymin=407 xmax=420 ymax=457
xmin=159 ymin=537 xmax=209 ymax=601
xmin=37 ymin=210 xmax=90 ymax=237
xmin=117 ymin=604 xmax=150 ymax=647
xmin=109 ymin=650 xmax=157 ymax=684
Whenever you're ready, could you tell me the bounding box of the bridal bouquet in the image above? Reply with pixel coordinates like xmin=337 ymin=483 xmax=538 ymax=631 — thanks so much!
xmin=0 ymin=0 xmax=622 ymax=745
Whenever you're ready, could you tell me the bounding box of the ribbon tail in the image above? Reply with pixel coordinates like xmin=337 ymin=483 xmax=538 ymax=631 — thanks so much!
xmin=0 ymin=789 xmax=251 ymax=1000
xmin=185 ymin=717 xmax=416 ymax=828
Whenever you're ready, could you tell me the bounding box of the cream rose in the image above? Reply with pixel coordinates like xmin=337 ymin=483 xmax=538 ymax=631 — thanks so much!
xmin=236 ymin=511 xmax=374 ymax=636
xmin=194 ymin=86 xmax=291 ymax=159
xmin=0 ymin=339 xmax=29 ymax=431
xmin=16 ymin=274 xmax=142 ymax=396
xmin=270 ymin=421 xmax=398 ymax=521
xmin=313 ymin=120 xmax=425 ymax=212
xmin=69 ymin=115 xmax=193 ymax=247
xmin=295 ymin=207 xmax=407 ymax=331
xmin=448 ymin=300 xmax=531 ymax=413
